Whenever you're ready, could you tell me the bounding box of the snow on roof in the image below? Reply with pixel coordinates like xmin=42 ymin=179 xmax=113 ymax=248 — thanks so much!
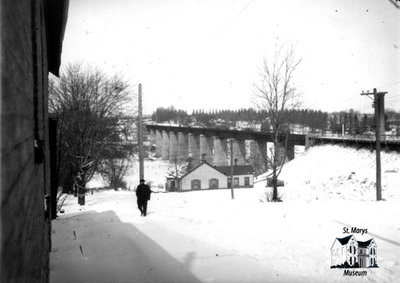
xmin=179 ymin=161 xmax=223 ymax=180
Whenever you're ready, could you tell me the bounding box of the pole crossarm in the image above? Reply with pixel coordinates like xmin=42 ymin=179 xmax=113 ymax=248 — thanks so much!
xmin=360 ymin=88 xmax=387 ymax=96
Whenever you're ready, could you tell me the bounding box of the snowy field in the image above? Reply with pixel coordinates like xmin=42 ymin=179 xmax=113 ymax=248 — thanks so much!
xmin=50 ymin=145 xmax=400 ymax=283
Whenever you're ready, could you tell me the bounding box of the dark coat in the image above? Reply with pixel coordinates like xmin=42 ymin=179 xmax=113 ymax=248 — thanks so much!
xmin=136 ymin=183 xmax=151 ymax=201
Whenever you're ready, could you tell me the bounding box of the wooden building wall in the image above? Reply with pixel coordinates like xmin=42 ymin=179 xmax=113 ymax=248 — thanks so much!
xmin=1 ymin=1 xmax=52 ymax=281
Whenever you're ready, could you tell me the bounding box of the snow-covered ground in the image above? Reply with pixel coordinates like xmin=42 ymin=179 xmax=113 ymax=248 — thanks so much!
xmin=51 ymin=145 xmax=400 ymax=283
xmin=279 ymin=145 xmax=400 ymax=202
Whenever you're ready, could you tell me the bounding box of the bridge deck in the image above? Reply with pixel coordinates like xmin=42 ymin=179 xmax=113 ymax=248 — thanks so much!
xmin=146 ymin=124 xmax=306 ymax=145
xmin=146 ymin=124 xmax=400 ymax=147
xmin=309 ymin=134 xmax=400 ymax=145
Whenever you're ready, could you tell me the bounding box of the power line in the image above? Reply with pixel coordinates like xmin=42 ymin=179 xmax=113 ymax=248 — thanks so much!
xmin=387 ymin=0 xmax=400 ymax=9
xmin=213 ymin=0 xmax=254 ymax=39
xmin=385 ymin=96 xmax=400 ymax=102
xmin=325 ymin=94 xmax=364 ymax=111
xmin=377 ymin=80 xmax=400 ymax=89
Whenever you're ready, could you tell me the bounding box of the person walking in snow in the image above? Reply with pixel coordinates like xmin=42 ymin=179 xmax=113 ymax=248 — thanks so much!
xmin=136 ymin=179 xmax=152 ymax=216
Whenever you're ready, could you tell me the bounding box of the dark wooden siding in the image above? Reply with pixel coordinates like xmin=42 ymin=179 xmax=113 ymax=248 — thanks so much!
xmin=1 ymin=0 xmax=51 ymax=282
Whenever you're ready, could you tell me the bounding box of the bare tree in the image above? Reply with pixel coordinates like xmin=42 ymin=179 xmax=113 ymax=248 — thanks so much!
xmin=254 ymin=44 xmax=302 ymax=201
xmin=99 ymin=157 xmax=131 ymax=190
xmin=49 ymin=64 xmax=134 ymax=205
xmin=98 ymin=119 xmax=135 ymax=190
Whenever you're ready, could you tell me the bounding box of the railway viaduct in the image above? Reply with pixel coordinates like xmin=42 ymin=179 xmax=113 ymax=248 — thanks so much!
xmin=146 ymin=124 xmax=307 ymax=169
xmin=146 ymin=125 xmax=400 ymax=168
xmin=307 ymin=134 xmax=400 ymax=151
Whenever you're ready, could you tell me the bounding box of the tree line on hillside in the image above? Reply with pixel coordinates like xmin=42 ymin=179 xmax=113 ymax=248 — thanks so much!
xmin=151 ymin=106 xmax=400 ymax=135
xmin=151 ymin=107 xmax=329 ymax=131
xmin=329 ymin=110 xmax=399 ymax=134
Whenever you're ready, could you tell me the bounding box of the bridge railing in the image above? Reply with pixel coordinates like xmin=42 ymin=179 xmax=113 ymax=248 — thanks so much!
xmin=308 ymin=133 xmax=400 ymax=141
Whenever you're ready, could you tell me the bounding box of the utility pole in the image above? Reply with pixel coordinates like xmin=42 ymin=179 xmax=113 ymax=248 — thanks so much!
xmin=138 ymin=83 xmax=144 ymax=181
xmin=229 ymin=139 xmax=235 ymax=199
xmin=174 ymin=157 xmax=179 ymax=191
xmin=361 ymin=88 xmax=387 ymax=201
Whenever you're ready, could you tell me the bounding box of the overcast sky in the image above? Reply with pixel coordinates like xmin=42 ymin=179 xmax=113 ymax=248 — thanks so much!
xmin=61 ymin=0 xmax=400 ymax=114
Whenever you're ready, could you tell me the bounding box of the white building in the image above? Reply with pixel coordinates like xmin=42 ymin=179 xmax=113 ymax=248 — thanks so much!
xmin=180 ymin=162 xmax=228 ymax=191
xmin=213 ymin=165 xmax=254 ymax=189
xmin=166 ymin=162 xmax=255 ymax=191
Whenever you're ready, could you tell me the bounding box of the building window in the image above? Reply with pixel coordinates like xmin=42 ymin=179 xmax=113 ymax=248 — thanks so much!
xmin=191 ymin=179 xmax=201 ymax=190
xmin=209 ymin=178 xmax=219 ymax=189
xmin=227 ymin=177 xmax=231 ymax=188
xmin=244 ymin=177 xmax=250 ymax=186
xmin=234 ymin=177 xmax=239 ymax=187
xmin=350 ymin=257 xmax=352 ymax=265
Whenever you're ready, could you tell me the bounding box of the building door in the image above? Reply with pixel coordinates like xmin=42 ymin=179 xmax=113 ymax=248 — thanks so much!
xmin=359 ymin=257 xmax=365 ymax=268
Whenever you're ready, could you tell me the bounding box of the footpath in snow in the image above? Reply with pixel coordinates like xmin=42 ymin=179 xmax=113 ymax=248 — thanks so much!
xmin=51 ymin=145 xmax=400 ymax=283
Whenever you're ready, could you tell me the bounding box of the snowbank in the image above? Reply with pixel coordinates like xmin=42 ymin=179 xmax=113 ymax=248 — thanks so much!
xmin=51 ymin=145 xmax=400 ymax=283
xmin=277 ymin=145 xmax=400 ymax=202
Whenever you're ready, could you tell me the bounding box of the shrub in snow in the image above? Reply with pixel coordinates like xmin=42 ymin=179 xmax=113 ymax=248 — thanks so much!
xmin=263 ymin=189 xmax=283 ymax=202
xmin=56 ymin=189 xmax=69 ymax=217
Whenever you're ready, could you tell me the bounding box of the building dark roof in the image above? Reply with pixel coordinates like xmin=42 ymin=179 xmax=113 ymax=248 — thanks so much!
xmin=177 ymin=162 xmax=255 ymax=181
xmin=214 ymin=165 xmax=254 ymax=176
xmin=357 ymin=239 xmax=373 ymax=248
xmin=337 ymin=235 xmax=353 ymax=245
xmin=45 ymin=0 xmax=69 ymax=76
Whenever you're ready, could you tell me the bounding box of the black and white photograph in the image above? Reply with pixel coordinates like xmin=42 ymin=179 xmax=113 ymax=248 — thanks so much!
xmin=1 ymin=0 xmax=400 ymax=282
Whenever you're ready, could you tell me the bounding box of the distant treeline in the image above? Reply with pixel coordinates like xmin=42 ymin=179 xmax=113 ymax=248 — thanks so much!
xmin=151 ymin=106 xmax=400 ymax=134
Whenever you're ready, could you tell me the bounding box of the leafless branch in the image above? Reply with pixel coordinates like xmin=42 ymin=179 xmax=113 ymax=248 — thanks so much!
xmin=253 ymin=43 xmax=302 ymax=201
xmin=49 ymin=63 xmax=135 ymax=200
